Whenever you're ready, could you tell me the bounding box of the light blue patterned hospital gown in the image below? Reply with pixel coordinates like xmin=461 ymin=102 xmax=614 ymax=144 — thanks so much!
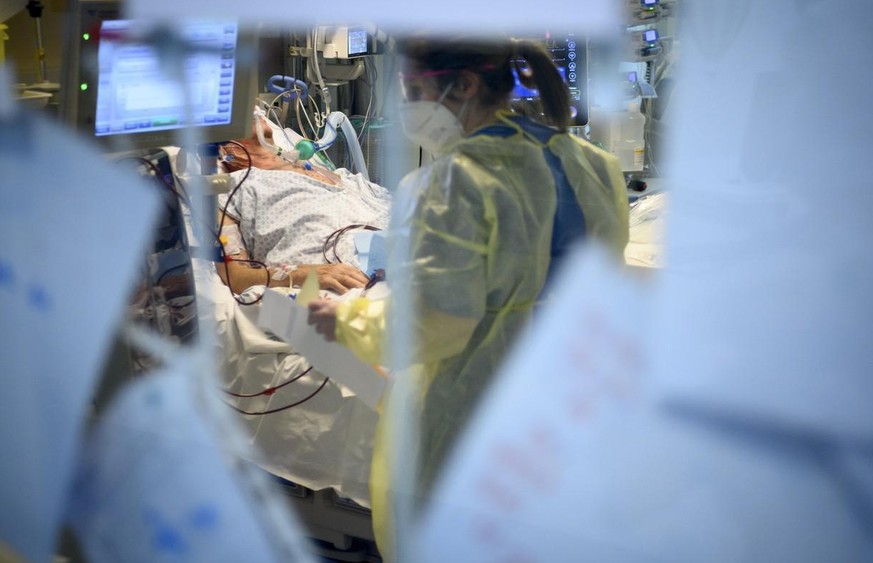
xmin=218 ymin=167 xmax=391 ymax=270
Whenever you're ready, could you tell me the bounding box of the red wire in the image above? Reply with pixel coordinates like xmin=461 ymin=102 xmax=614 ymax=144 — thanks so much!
xmin=321 ymin=224 xmax=380 ymax=264
xmin=222 ymin=366 xmax=313 ymax=398
xmin=217 ymin=142 xmax=273 ymax=305
xmin=222 ymin=376 xmax=330 ymax=416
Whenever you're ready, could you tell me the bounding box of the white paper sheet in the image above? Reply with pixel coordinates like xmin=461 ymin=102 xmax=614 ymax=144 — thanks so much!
xmin=68 ymin=370 xmax=315 ymax=563
xmin=258 ymin=288 xmax=386 ymax=410
xmin=294 ymin=268 xmax=320 ymax=307
xmin=0 ymin=111 xmax=159 ymax=562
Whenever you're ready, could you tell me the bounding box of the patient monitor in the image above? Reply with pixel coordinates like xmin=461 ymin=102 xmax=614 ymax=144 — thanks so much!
xmin=61 ymin=0 xmax=257 ymax=151
xmin=510 ymin=33 xmax=588 ymax=127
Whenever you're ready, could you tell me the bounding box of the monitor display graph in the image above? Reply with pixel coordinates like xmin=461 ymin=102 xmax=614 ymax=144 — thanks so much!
xmin=61 ymin=1 xmax=257 ymax=151
xmin=94 ymin=20 xmax=238 ymax=138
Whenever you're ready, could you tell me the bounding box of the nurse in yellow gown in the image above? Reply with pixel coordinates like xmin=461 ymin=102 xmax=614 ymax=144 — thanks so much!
xmin=309 ymin=35 xmax=629 ymax=560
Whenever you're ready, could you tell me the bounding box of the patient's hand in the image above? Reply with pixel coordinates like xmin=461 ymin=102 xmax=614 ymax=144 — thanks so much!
xmin=296 ymin=264 xmax=369 ymax=294
xmin=307 ymin=300 xmax=339 ymax=341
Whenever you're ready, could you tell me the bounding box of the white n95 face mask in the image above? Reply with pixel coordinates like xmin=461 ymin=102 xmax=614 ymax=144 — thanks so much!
xmin=399 ymin=83 xmax=465 ymax=155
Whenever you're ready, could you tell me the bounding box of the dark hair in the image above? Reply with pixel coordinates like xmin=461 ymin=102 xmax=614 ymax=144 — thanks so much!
xmin=397 ymin=36 xmax=571 ymax=131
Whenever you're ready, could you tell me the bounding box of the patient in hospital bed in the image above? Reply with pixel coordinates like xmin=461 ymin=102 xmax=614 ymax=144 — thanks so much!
xmin=215 ymin=120 xmax=391 ymax=297
xmin=197 ymin=119 xmax=390 ymax=508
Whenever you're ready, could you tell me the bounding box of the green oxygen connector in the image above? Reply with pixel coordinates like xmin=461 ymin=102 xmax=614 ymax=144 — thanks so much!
xmin=295 ymin=140 xmax=317 ymax=161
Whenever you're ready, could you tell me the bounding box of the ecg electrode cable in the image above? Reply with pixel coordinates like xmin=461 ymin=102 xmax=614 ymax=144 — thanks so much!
xmin=217 ymin=141 xmax=274 ymax=305
xmin=222 ymin=366 xmax=314 ymax=398
xmin=322 ymin=223 xmax=381 ymax=264
xmin=222 ymin=376 xmax=330 ymax=416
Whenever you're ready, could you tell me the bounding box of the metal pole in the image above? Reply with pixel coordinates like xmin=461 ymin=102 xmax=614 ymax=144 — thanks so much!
xmin=25 ymin=1 xmax=46 ymax=83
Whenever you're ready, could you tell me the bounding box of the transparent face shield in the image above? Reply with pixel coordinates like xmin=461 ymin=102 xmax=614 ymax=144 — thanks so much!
xmin=397 ymin=68 xmax=456 ymax=103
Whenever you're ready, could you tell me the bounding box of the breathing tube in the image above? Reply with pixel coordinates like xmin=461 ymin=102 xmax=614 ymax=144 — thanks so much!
xmin=253 ymin=107 xmax=301 ymax=165
xmin=254 ymin=107 xmax=369 ymax=181
xmin=295 ymin=111 xmax=370 ymax=182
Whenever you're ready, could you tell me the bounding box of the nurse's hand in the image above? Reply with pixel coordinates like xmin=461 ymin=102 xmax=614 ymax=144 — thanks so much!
xmin=307 ymin=300 xmax=339 ymax=342
xmin=295 ymin=264 xmax=369 ymax=294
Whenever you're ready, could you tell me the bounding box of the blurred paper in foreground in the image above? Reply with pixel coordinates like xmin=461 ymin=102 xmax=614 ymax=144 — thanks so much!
xmin=0 ymin=107 xmax=159 ymax=563
xmin=69 ymin=370 xmax=315 ymax=563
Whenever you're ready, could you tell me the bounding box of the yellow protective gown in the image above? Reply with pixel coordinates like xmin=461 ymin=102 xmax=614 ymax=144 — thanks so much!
xmin=336 ymin=111 xmax=629 ymax=559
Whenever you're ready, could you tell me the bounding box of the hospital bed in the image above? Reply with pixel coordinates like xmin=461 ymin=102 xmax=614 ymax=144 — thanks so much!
xmin=99 ymin=132 xmax=389 ymax=556
xmin=194 ymin=261 xmax=383 ymax=554
xmin=183 ymin=131 xmax=391 ymax=555
xmin=194 ymin=261 xmax=381 ymax=509
xmin=202 ymin=125 xmax=390 ymax=498
xmin=625 ymin=187 xmax=667 ymax=269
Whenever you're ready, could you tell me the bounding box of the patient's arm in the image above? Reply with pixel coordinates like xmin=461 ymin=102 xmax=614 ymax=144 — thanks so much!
xmin=289 ymin=264 xmax=369 ymax=294
xmin=216 ymin=214 xmax=369 ymax=295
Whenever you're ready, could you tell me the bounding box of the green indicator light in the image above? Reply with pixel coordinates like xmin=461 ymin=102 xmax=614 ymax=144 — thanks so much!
xmin=80 ymin=83 xmax=88 ymax=91
xmin=82 ymin=32 xmax=90 ymax=41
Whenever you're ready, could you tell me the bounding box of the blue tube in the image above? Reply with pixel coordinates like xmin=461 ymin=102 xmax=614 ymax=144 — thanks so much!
xmin=266 ymin=75 xmax=309 ymax=101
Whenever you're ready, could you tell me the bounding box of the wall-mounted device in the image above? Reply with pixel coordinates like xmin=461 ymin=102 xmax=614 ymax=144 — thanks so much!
xmin=307 ymin=25 xmax=371 ymax=84
xmin=321 ymin=26 xmax=370 ymax=59
xmin=629 ymin=27 xmax=662 ymax=60
xmin=510 ymin=33 xmax=589 ymax=126
xmin=625 ymin=0 xmax=674 ymax=24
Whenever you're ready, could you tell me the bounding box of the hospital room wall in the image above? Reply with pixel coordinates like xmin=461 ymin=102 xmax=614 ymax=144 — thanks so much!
xmin=4 ymin=0 xmax=67 ymax=87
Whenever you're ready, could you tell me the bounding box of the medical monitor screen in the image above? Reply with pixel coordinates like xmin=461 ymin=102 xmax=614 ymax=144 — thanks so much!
xmin=512 ymin=66 xmax=567 ymax=99
xmin=95 ymin=20 xmax=238 ymax=138
xmin=510 ymin=34 xmax=588 ymax=126
xmin=61 ymin=1 xmax=256 ymax=151
xmin=348 ymin=28 xmax=369 ymax=56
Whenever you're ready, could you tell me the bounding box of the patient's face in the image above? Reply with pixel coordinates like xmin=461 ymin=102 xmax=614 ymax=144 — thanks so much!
xmin=220 ymin=138 xmax=290 ymax=171
xmin=219 ymin=136 xmax=341 ymax=186
xmin=220 ymin=117 xmax=340 ymax=185
xmin=219 ymin=117 xmax=288 ymax=171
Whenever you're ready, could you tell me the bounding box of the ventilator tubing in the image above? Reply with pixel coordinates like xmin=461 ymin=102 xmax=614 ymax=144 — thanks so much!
xmin=314 ymin=112 xmax=370 ymax=181
xmin=340 ymin=113 xmax=370 ymax=182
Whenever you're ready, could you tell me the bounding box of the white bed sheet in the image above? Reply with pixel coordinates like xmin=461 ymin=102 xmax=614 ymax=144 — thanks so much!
xmin=195 ymin=261 xmax=377 ymax=507
xmin=625 ymin=191 xmax=666 ymax=268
